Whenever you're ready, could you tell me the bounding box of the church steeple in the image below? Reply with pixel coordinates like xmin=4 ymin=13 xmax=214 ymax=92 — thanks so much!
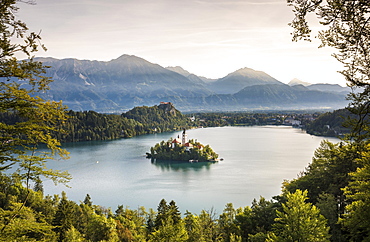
xmin=182 ymin=129 xmax=187 ymax=145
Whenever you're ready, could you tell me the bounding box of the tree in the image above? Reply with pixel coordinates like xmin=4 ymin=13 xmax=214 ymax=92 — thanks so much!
xmin=154 ymin=199 xmax=169 ymax=229
xmin=183 ymin=211 xmax=204 ymax=242
xmin=0 ymin=0 xmax=70 ymax=177
xmin=287 ymin=0 xmax=369 ymax=86
xmin=114 ymin=205 xmax=147 ymax=242
xmin=150 ymin=217 xmax=188 ymax=242
xmin=342 ymin=144 xmax=370 ymax=241
xmin=287 ymin=0 xmax=370 ymax=141
xmin=268 ymin=190 xmax=330 ymax=242
xmin=218 ymin=203 xmax=240 ymax=241
xmin=86 ymin=213 xmax=119 ymax=242
xmin=284 ymin=140 xmax=359 ymax=211
xmin=0 ymin=0 xmax=71 ymax=234
xmin=197 ymin=209 xmax=219 ymax=241
xmin=83 ymin=194 xmax=92 ymax=207
xmin=52 ymin=192 xmax=78 ymax=242
xmin=316 ymin=193 xmax=343 ymax=241
xmin=168 ymin=200 xmax=181 ymax=225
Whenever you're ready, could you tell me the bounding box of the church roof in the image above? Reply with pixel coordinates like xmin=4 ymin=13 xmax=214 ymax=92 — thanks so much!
xmin=184 ymin=142 xmax=193 ymax=147
xmin=172 ymin=138 xmax=181 ymax=143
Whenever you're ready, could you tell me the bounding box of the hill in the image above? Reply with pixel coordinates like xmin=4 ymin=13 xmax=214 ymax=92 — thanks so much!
xmin=305 ymin=108 xmax=352 ymax=136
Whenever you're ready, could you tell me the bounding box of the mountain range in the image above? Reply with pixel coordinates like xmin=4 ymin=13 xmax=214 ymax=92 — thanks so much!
xmin=34 ymin=54 xmax=350 ymax=112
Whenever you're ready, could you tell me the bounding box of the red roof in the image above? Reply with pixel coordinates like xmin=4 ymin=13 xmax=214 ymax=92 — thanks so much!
xmin=172 ymin=139 xmax=181 ymax=143
xmin=184 ymin=142 xmax=193 ymax=147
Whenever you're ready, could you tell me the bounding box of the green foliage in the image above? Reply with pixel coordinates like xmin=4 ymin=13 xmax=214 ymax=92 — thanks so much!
xmin=0 ymin=1 xmax=369 ymax=240
xmin=191 ymin=111 xmax=317 ymax=128
xmin=52 ymin=192 xmax=78 ymax=242
xmin=148 ymin=138 xmax=218 ymax=162
xmin=150 ymin=216 xmax=188 ymax=242
xmin=87 ymin=213 xmax=119 ymax=242
xmin=218 ymin=203 xmax=240 ymax=241
xmin=287 ymin=1 xmax=370 ymax=240
xmin=287 ymin=0 xmax=369 ymax=88
xmin=0 ymin=0 xmax=70 ymax=180
xmin=284 ymin=140 xmax=359 ymax=213
xmin=343 ymin=144 xmax=370 ymax=241
xmin=268 ymin=190 xmax=330 ymax=242
xmin=0 ymin=0 xmax=72 ymax=236
xmin=123 ymin=103 xmax=191 ymax=131
xmin=19 ymin=103 xmax=194 ymax=143
xmin=57 ymin=110 xmax=143 ymax=142
xmin=281 ymin=139 xmax=370 ymax=240
xmin=183 ymin=211 xmax=204 ymax=242
xmin=114 ymin=205 xmax=147 ymax=241
xmin=306 ymin=109 xmax=352 ymax=137
xmin=1 ymin=174 xmax=362 ymax=242
xmin=316 ymin=193 xmax=343 ymax=242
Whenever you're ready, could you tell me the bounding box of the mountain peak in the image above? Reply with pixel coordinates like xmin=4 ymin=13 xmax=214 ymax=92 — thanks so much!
xmin=288 ymin=78 xmax=311 ymax=86
xmin=166 ymin=66 xmax=191 ymax=76
xmin=231 ymin=67 xmax=260 ymax=76
xmin=112 ymin=54 xmax=146 ymax=62
xmin=208 ymin=67 xmax=283 ymax=94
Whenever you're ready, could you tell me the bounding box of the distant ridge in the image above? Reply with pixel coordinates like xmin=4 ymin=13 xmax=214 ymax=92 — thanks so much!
xmin=32 ymin=55 xmax=349 ymax=112
xmin=306 ymin=83 xmax=349 ymax=93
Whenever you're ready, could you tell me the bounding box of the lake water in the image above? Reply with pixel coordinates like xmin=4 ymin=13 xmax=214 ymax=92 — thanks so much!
xmin=43 ymin=126 xmax=339 ymax=214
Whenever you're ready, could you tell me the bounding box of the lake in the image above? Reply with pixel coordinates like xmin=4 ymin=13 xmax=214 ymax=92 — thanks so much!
xmin=43 ymin=126 xmax=339 ymax=214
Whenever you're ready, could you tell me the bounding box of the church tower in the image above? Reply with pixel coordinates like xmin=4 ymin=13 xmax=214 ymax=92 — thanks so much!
xmin=182 ymin=129 xmax=187 ymax=145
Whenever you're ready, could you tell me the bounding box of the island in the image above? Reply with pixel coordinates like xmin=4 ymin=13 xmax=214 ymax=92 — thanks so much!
xmin=146 ymin=129 xmax=219 ymax=162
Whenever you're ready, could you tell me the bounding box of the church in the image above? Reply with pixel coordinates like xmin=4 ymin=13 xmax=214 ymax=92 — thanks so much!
xmin=171 ymin=129 xmax=194 ymax=151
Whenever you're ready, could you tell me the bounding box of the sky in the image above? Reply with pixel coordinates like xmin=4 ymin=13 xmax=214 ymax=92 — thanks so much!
xmin=17 ymin=0 xmax=346 ymax=86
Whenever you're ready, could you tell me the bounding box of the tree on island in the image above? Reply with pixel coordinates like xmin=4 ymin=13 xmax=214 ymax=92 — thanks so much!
xmin=147 ymin=138 xmax=218 ymax=162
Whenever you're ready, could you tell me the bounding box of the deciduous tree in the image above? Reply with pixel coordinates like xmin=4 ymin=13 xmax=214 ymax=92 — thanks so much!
xmin=0 ymin=0 xmax=70 ymax=234
xmin=268 ymin=190 xmax=330 ymax=242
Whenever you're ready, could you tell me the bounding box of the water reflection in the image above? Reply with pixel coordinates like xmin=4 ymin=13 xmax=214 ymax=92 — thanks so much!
xmin=151 ymin=159 xmax=216 ymax=172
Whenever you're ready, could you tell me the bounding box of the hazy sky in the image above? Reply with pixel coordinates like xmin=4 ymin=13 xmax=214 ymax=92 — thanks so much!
xmin=18 ymin=0 xmax=346 ymax=86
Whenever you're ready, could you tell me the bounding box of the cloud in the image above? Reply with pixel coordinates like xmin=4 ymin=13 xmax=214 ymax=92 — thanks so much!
xmin=16 ymin=0 xmax=345 ymax=85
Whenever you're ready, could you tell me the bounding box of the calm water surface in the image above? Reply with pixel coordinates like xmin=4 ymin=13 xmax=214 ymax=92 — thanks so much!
xmin=43 ymin=126 xmax=339 ymax=214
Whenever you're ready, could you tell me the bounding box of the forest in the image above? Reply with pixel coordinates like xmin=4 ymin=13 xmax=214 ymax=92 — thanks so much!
xmin=0 ymin=103 xmax=195 ymax=143
xmin=305 ymin=109 xmax=352 ymax=137
xmin=0 ymin=103 xmax=327 ymax=143
xmin=1 ymin=0 xmax=370 ymax=241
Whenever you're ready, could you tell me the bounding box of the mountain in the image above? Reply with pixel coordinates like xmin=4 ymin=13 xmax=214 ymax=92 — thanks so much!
xmin=306 ymin=83 xmax=350 ymax=94
xmin=208 ymin=67 xmax=283 ymax=94
xmin=32 ymin=55 xmax=349 ymax=112
xmin=166 ymin=66 xmax=216 ymax=83
xmin=36 ymin=55 xmax=213 ymax=112
xmin=288 ymin=78 xmax=311 ymax=86
xmin=203 ymin=84 xmax=347 ymax=110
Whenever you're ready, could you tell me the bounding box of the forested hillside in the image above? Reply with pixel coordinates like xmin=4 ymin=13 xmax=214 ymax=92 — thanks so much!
xmin=305 ymin=109 xmax=352 ymax=137
xmin=0 ymin=103 xmax=194 ymax=143
xmin=59 ymin=103 xmax=193 ymax=142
